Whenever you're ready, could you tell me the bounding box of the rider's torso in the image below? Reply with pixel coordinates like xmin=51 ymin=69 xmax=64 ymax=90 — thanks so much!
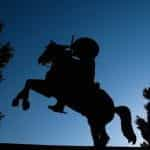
xmin=45 ymin=56 xmax=95 ymax=93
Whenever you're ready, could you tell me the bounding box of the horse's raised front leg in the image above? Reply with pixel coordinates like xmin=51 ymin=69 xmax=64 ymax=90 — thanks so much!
xmin=12 ymin=80 xmax=31 ymax=110
xmin=12 ymin=79 xmax=50 ymax=110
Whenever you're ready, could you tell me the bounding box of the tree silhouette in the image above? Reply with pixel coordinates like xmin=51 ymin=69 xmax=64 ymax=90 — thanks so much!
xmin=0 ymin=22 xmax=14 ymax=81
xmin=0 ymin=42 xmax=14 ymax=81
xmin=0 ymin=22 xmax=3 ymax=33
xmin=0 ymin=21 xmax=14 ymax=121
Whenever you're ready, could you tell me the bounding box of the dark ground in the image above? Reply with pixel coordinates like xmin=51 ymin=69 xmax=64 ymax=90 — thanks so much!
xmin=0 ymin=143 xmax=146 ymax=150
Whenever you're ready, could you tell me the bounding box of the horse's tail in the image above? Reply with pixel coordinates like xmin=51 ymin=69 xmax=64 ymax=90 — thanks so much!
xmin=115 ymin=106 xmax=136 ymax=144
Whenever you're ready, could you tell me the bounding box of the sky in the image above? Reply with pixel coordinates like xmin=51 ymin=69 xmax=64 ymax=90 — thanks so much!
xmin=0 ymin=0 xmax=150 ymax=147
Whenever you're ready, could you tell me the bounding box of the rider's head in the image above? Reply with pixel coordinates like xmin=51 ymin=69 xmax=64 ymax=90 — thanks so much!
xmin=71 ymin=37 xmax=100 ymax=60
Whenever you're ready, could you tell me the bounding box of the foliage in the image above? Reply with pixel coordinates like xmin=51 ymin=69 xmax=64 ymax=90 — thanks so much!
xmin=0 ymin=22 xmax=14 ymax=81
xmin=0 ymin=112 xmax=5 ymax=120
xmin=0 ymin=21 xmax=14 ymax=119
xmin=0 ymin=42 xmax=14 ymax=81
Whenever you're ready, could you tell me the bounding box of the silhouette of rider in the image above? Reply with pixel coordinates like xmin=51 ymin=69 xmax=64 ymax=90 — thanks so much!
xmin=48 ymin=37 xmax=100 ymax=113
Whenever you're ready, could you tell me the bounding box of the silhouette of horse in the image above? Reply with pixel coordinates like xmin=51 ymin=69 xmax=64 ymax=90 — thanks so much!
xmin=12 ymin=40 xmax=136 ymax=147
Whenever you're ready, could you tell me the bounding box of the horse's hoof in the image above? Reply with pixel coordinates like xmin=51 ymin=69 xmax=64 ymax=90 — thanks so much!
xmin=12 ymin=99 xmax=19 ymax=107
xmin=48 ymin=105 xmax=67 ymax=114
xmin=22 ymin=100 xmax=30 ymax=111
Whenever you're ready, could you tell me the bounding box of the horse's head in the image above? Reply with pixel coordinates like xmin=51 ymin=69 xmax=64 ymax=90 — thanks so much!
xmin=38 ymin=41 xmax=57 ymax=65
xmin=38 ymin=41 xmax=69 ymax=66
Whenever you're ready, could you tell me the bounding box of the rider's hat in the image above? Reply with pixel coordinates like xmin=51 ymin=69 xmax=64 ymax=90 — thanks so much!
xmin=71 ymin=37 xmax=100 ymax=59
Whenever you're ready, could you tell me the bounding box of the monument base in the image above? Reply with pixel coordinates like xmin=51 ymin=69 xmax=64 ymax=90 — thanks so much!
xmin=0 ymin=143 xmax=144 ymax=150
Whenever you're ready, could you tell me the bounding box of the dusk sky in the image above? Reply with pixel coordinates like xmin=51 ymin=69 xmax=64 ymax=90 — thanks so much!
xmin=0 ymin=0 xmax=150 ymax=147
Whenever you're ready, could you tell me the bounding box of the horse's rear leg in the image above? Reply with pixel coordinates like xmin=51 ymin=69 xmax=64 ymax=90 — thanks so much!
xmin=88 ymin=120 xmax=109 ymax=148
xmin=12 ymin=79 xmax=49 ymax=110
xmin=98 ymin=127 xmax=110 ymax=147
